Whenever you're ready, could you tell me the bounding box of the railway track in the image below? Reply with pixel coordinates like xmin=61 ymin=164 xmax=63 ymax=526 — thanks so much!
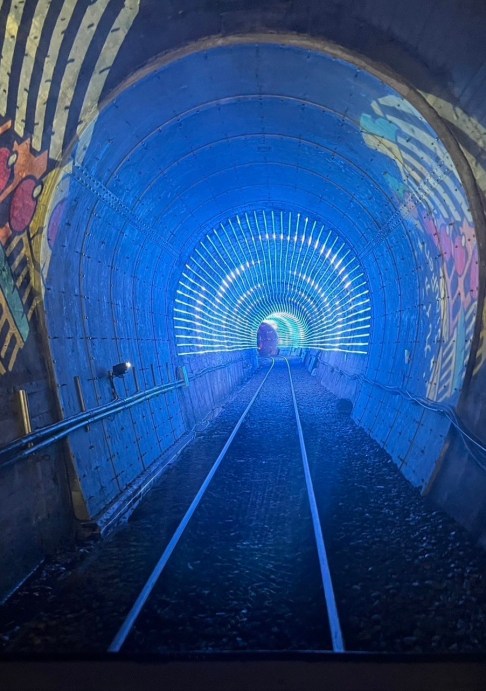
xmin=108 ymin=358 xmax=344 ymax=653
xmin=1 ymin=357 xmax=485 ymax=658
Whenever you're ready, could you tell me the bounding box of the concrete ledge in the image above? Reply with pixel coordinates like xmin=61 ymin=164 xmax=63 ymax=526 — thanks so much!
xmin=78 ymin=431 xmax=195 ymax=538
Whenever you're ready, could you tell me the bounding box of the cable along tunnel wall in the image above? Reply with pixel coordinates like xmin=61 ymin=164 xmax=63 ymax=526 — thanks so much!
xmin=39 ymin=39 xmax=479 ymax=526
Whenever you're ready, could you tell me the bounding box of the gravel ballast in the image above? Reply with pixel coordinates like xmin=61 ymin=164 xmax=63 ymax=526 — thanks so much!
xmin=0 ymin=358 xmax=485 ymax=654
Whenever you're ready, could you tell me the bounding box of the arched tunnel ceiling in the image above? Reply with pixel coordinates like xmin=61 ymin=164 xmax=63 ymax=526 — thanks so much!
xmin=43 ymin=39 xmax=478 ymax=412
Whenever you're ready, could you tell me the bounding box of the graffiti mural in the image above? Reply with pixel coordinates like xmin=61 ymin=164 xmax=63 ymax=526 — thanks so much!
xmin=360 ymin=95 xmax=479 ymax=402
xmin=472 ymin=299 xmax=486 ymax=378
xmin=0 ymin=119 xmax=47 ymax=374
xmin=0 ymin=0 xmax=140 ymax=374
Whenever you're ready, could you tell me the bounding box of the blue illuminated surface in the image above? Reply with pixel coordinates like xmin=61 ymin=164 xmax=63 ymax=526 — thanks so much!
xmin=174 ymin=210 xmax=370 ymax=355
xmin=40 ymin=39 xmax=479 ymax=507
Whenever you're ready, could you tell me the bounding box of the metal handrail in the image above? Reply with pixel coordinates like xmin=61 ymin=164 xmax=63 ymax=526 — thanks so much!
xmin=0 ymin=377 xmax=187 ymax=470
xmin=187 ymin=356 xmax=252 ymax=381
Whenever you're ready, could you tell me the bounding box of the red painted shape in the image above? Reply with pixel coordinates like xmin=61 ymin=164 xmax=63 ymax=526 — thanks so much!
xmin=9 ymin=177 xmax=38 ymax=234
xmin=0 ymin=148 xmax=12 ymax=192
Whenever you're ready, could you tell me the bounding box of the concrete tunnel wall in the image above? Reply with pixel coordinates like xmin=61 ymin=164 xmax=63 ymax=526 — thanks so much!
xmin=1 ymin=0 xmax=486 ymax=600
xmin=42 ymin=40 xmax=479 ymax=516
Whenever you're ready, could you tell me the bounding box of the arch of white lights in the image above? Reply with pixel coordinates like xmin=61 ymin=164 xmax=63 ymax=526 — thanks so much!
xmin=174 ymin=209 xmax=371 ymax=356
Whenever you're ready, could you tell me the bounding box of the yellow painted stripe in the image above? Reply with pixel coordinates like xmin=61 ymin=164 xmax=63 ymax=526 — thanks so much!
xmin=4 ymin=234 xmax=22 ymax=256
xmin=6 ymin=338 xmax=21 ymax=370
xmin=21 ymin=279 xmax=33 ymax=303
xmin=76 ymin=0 xmax=140 ymax=152
xmin=32 ymin=0 xmax=77 ymax=152
xmin=8 ymin=246 xmax=25 ymax=273
xmin=26 ymin=292 xmax=38 ymax=320
xmin=14 ymin=262 xmax=29 ymax=289
xmin=49 ymin=0 xmax=111 ymax=161
xmin=15 ymin=0 xmax=51 ymax=138
xmin=0 ymin=330 xmax=12 ymax=358
xmin=0 ymin=291 xmax=22 ymax=364
xmin=0 ymin=0 xmax=26 ymax=116
xmin=473 ymin=351 xmax=484 ymax=376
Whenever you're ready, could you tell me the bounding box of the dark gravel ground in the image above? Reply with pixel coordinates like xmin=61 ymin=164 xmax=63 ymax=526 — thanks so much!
xmin=0 ymin=364 xmax=271 ymax=653
xmin=0 ymin=357 xmax=485 ymax=654
xmin=292 ymin=362 xmax=486 ymax=654
xmin=125 ymin=359 xmax=330 ymax=653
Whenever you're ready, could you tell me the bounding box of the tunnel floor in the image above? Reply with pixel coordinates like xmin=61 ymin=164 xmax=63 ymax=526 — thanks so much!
xmin=1 ymin=359 xmax=486 ymax=654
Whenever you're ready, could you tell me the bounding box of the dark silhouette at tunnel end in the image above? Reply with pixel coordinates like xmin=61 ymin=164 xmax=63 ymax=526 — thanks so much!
xmin=257 ymin=322 xmax=279 ymax=357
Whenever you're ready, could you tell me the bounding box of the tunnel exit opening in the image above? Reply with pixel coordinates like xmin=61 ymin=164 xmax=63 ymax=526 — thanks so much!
xmin=257 ymin=313 xmax=306 ymax=357
xmin=257 ymin=321 xmax=279 ymax=357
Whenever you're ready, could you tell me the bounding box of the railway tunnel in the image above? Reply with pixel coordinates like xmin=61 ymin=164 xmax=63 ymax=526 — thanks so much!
xmin=40 ymin=36 xmax=481 ymax=523
xmin=1 ymin=0 xmax=486 ymax=663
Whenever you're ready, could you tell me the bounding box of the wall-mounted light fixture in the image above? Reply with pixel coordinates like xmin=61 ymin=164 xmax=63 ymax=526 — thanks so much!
xmin=111 ymin=361 xmax=132 ymax=377
xmin=108 ymin=361 xmax=132 ymax=399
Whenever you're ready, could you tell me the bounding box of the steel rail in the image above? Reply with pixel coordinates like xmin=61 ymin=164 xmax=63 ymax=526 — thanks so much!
xmin=285 ymin=357 xmax=345 ymax=652
xmin=107 ymin=359 xmax=275 ymax=652
xmin=0 ymin=378 xmax=187 ymax=470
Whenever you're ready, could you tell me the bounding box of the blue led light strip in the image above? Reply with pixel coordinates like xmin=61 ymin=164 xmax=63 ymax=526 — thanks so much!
xmin=174 ymin=210 xmax=371 ymax=356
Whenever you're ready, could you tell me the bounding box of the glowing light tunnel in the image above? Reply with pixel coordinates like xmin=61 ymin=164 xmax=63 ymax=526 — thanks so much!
xmin=262 ymin=312 xmax=305 ymax=350
xmin=174 ymin=209 xmax=371 ymax=356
